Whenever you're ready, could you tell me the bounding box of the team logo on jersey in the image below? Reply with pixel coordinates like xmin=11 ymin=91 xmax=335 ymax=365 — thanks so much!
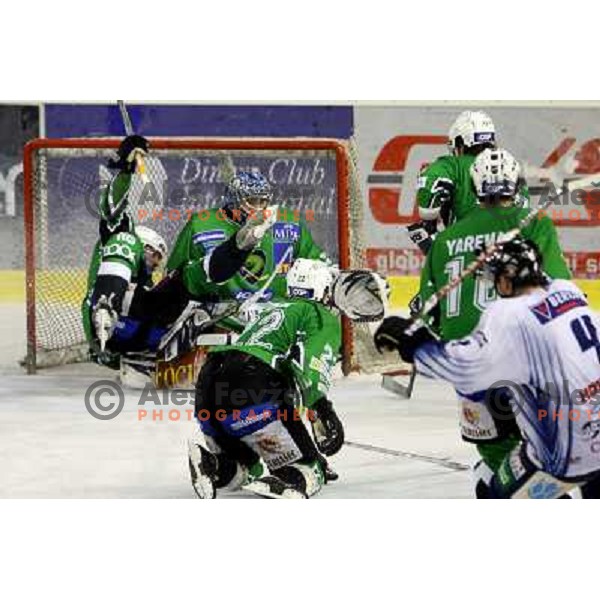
xmin=581 ymin=420 xmax=600 ymax=440
xmin=531 ymin=290 xmax=587 ymax=324
xmin=192 ymin=229 xmax=226 ymax=249
xmin=240 ymin=249 xmax=268 ymax=285
xmin=273 ymin=222 xmax=301 ymax=242
xmin=462 ymin=406 xmax=481 ymax=426
xmin=234 ymin=289 xmax=274 ymax=302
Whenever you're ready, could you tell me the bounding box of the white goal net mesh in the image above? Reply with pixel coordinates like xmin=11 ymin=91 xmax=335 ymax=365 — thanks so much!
xmin=24 ymin=138 xmax=404 ymax=375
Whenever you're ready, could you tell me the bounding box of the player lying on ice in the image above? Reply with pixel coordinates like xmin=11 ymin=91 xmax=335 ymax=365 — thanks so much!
xmin=188 ymin=258 xmax=388 ymax=499
xmin=375 ymin=237 xmax=600 ymax=499
xmin=82 ymin=135 xmax=171 ymax=370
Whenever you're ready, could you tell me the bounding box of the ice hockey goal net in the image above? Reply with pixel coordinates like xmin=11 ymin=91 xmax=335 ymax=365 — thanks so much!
xmin=23 ymin=137 xmax=399 ymax=375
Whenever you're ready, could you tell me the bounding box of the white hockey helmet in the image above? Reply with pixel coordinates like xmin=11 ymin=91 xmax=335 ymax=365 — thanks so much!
xmin=332 ymin=270 xmax=389 ymax=322
xmin=286 ymin=258 xmax=334 ymax=302
xmin=136 ymin=225 xmax=168 ymax=266
xmin=448 ymin=110 xmax=496 ymax=154
xmin=470 ymin=148 xmax=521 ymax=200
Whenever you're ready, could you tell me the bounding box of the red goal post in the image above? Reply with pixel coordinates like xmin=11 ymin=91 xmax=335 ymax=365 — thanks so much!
xmin=23 ymin=136 xmax=395 ymax=376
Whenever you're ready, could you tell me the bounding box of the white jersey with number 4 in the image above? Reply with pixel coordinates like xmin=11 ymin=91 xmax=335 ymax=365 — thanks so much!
xmin=415 ymin=279 xmax=600 ymax=480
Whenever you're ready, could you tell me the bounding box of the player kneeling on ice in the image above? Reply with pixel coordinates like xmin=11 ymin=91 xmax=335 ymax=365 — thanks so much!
xmin=375 ymin=237 xmax=600 ymax=499
xmin=188 ymin=259 xmax=388 ymax=499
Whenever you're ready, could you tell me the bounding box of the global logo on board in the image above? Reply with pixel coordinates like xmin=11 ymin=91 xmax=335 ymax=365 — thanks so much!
xmin=367 ymin=135 xmax=446 ymax=225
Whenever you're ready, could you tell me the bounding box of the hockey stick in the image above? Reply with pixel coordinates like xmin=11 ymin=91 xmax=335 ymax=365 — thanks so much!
xmin=344 ymin=440 xmax=469 ymax=472
xmin=382 ymin=368 xmax=417 ymax=399
xmin=406 ymin=197 xmax=555 ymax=335
xmin=117 ymin=100 xmax=149 ymax=184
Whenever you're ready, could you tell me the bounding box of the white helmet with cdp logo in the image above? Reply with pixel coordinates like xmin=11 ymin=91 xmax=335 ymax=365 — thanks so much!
xmin=286 ymin=259 xmax=334 ymax=302
xmin=286 ymin=259 xmax=388 ymax=323
xmin=448 ymin=110 xmax=496 ymax=153
xmin=470 ymin=148 xmax=521 ymax=199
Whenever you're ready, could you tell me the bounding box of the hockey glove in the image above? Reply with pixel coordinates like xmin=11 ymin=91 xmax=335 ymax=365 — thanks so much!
xmin=310 ymin=397 xmax=345 ymax=457
xmin=406 ymin=220 xmax=436 ymax=254
xmin=373 ymin=316 xmax=435 ymax=363
xmin=108 ymin=135 xmax=149 ymax=172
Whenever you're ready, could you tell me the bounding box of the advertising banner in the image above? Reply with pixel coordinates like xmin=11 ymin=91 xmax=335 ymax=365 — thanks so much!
xmin=355 ymin=105 xmax=600 ymax=279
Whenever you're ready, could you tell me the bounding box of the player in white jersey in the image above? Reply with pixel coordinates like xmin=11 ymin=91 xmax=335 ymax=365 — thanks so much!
xmin=375 ymin=237 xmax=600 ymax=498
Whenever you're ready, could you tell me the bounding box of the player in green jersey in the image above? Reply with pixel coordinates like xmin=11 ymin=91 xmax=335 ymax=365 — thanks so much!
xmin=407 ymin=111 xmax=531 ymax=260
xmin=81 ymin=135 xmax=169 ymax=367
xmin=407 ymin=111 xmax=498 ymax=255
xmin=376 ymin=148 xmax=571 ymax=494
xmin=166 ymin=171 xmax=328 ymax=313
xmin=188 ymin=259 xmax=388 ymax=499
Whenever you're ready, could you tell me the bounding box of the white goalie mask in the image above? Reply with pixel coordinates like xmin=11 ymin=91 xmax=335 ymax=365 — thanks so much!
xmin=470 ymin=148 xmax=521 ymax=200
xmin=286 ymin=258 xmax=334 ymax=302
xmin=136 ymin=225 xmax=168 ymax=270
xmin=448 ymin=110 xmax=496 ymax=153
xmin=332 ymin=270 xmax=389 ymax=322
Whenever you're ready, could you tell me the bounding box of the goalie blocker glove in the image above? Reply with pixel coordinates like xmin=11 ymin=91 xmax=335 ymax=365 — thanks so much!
xmin=310 ymin=397 xmax=344 ymax=456
xmin=374 ymin=316 xmax=435 ymax=363
xmin=107 ymin=135 xmax=149 ymax=172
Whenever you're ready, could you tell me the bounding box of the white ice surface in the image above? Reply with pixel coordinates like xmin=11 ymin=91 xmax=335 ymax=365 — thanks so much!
xmin=0 ymin=303 xmax=478 ymax=498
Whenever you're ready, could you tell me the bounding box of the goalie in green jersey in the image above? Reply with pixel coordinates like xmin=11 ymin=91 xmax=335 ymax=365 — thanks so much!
xmin=165 ymin=170 xmax=329 ymax=320
xmin=376 ymin=148 xmax=571 ymax=496
xmin=81 ymin=135 xmax=169 ymax=368
xmin=188 ymin=259 xmax=388 ymax=499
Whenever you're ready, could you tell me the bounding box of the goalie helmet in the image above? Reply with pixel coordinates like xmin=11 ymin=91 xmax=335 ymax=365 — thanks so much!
xmin=483 ymin=236 xmax=546 ymax=296
xmin=448 ymin=111 xmax=496 ymax=154
xmin=225 ymin=171 xmax=273 ymax=214
xmin=136 ymin=225 xmax=168 ymax=269
xmin=471 ymin=148 xmax=521 ymax=200
xmin=286 ymin=258 xmax=334 ymax=302
xmin=332 ymin=270 xmax=389 ymax=322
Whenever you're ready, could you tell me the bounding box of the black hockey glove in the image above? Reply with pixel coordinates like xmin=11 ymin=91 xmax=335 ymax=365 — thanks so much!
xmin=310 ymin=397 xmax=344 ymax=457
xmin=406 ymin=220 xmax=436 ymax=254
xmin=107 ymin=135 xmax=149 ymax=172
xmin=373 ymin=316 xmax=435 ymax=363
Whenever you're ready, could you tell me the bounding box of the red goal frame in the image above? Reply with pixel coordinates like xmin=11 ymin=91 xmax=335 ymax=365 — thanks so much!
xmin=23 ymin=137 xmax=355 ymax=374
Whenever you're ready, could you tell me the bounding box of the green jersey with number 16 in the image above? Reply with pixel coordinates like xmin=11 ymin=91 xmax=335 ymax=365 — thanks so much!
xmin=419 ymin=205 xmax=571 ymax=341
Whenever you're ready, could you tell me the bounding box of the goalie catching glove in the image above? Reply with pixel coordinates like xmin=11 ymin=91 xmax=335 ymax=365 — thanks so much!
xmin=374 ymin=317 xmax=436 ymax=363
xmin=310 ymin=397 xmax=345 ymax=456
